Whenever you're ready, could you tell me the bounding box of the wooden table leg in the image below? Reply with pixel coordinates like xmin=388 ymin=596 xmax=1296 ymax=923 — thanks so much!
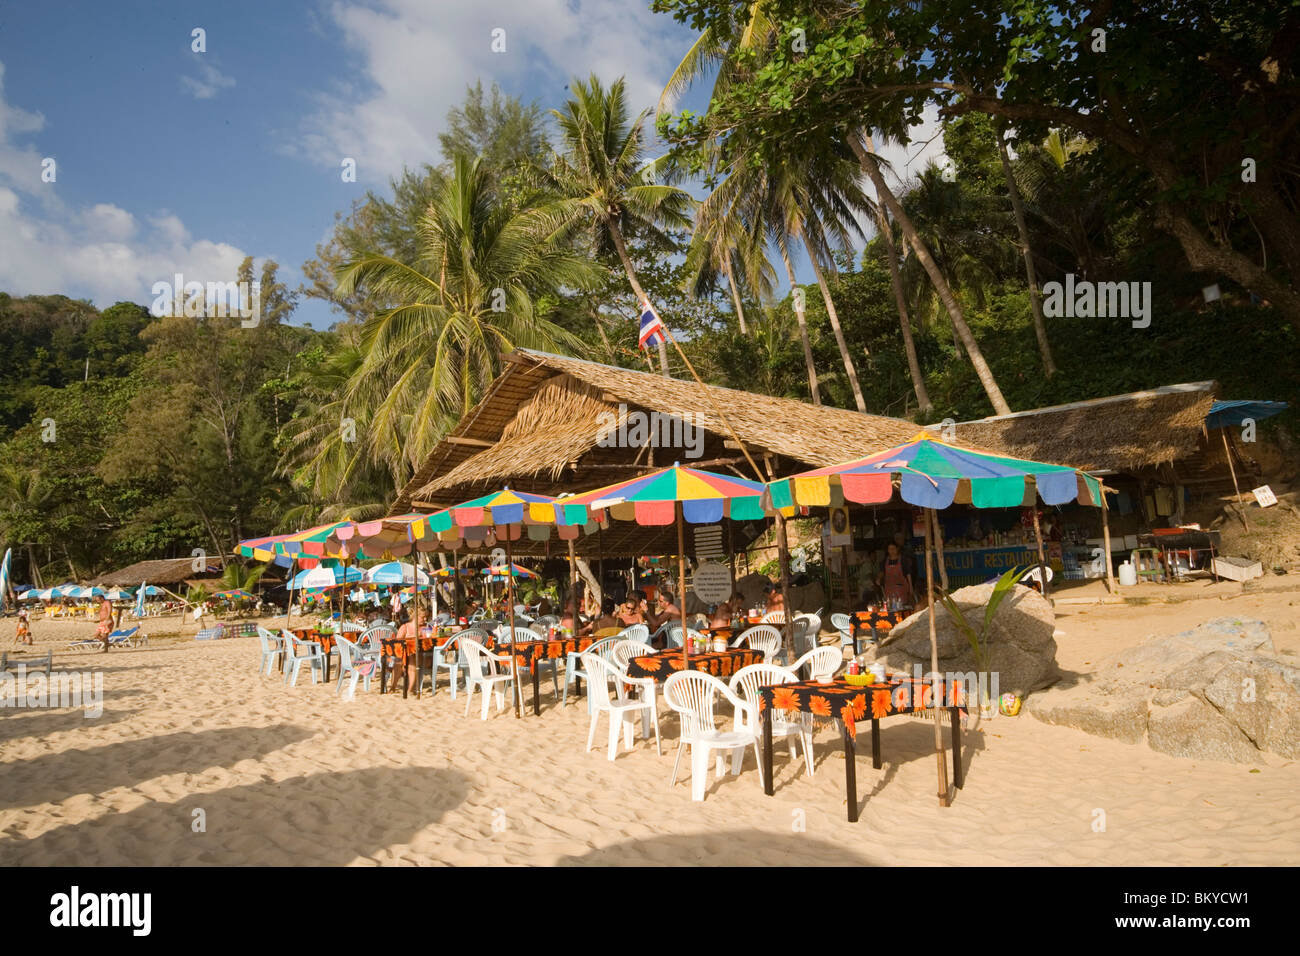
xmin=951 ymin=708 xmax=964 ymax=789
xmin=843 ymin=723 xmax=858 ymax=823
xmin=533 ymin=663 xmax=541 ymax=717
xmin=762 ymin=701 xmax=774 ymax=797
xmin=324 ymin=651 xmax=332 ymax=685
xmin=871 ymin=717 xmax=881 ymax=770
xmin=401 ymin=655 xmax=409 ymax=699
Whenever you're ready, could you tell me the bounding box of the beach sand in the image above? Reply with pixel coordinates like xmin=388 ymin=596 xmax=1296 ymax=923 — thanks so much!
xmin=2 ymin=585 xmax=1298 ymax=866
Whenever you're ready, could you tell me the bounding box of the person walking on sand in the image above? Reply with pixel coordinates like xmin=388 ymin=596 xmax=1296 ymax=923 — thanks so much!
xmin=96 ymin=594 xmax=114 ymax=652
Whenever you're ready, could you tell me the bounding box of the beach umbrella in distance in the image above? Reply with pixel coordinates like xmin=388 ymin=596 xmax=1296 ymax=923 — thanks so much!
xmin=0 ymin=548 xmax=10 ymax=612
xmin=1204 ymin=399 xmax=1288 ymax=528
xmin=212 ymin=588 xmax=256 ymax=603
xmin=103 ymin=587 xmax=134 ymax=601
xmin=363 ymin=561 xmax=430 ymax=586
xmin=415 ymin=488 xmax=591 ymax=717
xmin=289 ymin=564 xmax=363 ymax=591
xmin=133 ymin=582 xmax=148 ymax=619
xmin=481 ymin=563 xmax=539 ymax=581
xmin=771 ymin=433 xmax=1105 ymax=807
xmin=561 ymin=463 xmax=768 ymax=668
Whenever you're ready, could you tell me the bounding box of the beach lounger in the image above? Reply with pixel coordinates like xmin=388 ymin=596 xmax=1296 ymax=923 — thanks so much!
xmin=195 ymin=625 xmax=225 ymax=641
xmin=107 ymin=626 xmax=140 ymax=648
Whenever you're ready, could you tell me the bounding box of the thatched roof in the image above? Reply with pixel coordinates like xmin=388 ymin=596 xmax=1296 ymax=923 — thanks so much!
xmin=91 ymin=556 xmax=225 ymax=587
xmin=397 ymin=350 xmax=918 ymax=508
xmin=390 ymin=349 xmax=919 ymax=558
xmin=930 ymin=382 xmax=1218 ymax=473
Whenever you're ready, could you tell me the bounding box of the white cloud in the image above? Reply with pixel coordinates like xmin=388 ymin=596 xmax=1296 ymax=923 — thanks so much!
xmin=180 ymin=60 xmax=236 ymax=100
xmin=0 ymin=61 xmax=252 ymax=306
xmin=289 ymin=0 xmax=687 ymax=181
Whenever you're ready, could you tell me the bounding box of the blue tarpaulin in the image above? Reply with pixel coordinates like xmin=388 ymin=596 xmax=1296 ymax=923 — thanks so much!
xmin=1206 ymin=400 xmax=1287 ymax=428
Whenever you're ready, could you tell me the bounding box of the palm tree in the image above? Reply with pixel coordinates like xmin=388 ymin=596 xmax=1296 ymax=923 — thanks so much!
xmin=995 ymin=122 xmax=1057 ymax=377
xmin=0 ymin=464 xmax=51 ymax=587
xmin=851 ymin=135 xmax=1013 ymax=415
xmin=333 ymin=154 xmax=597 ymax=476
xmin=683 ymin=188 xmax=775 ymax=336
xmin=540 ymin=75 xmax=695 ymax=376
xmin=221 ymin=561 xmax=268 ymax=593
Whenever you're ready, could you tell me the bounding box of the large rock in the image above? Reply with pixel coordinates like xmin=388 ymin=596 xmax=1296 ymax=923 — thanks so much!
xmin=859 ymin=582 xmax=1058 ymax=697
xmin=1026 ymin=618 xmax=1300 ymax=763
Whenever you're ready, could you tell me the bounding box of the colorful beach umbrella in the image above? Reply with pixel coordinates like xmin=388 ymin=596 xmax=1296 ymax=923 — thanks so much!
xmin=103 ymin=587 xmax=135 ymax=601
xmin=767 ymin=434 xmax=1102 ymax=512
xmin=289 ymin=565 xmax=363 ymax=591
xmin=563 ymin=464 xmax=769 ymax=667
xmin=773 ymin=434 xmax=1104 ymax=808
xmin=212 ymin=588 xmax=256 ymax=602
xmin=481 ymin=563 xmax=538 ymax=580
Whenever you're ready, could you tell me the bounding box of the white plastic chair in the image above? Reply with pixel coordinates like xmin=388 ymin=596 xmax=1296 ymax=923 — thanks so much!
xmin=790 ymin=646 xmax=843 ymax=682
xmin=280 ymin=630 xmax=325 ymax=686
xmin=732 ymin=624 xmax=781 ymax=660
xmin=562 ymin=633 xmax=628 ymax=710
xmin=430 ymin=627 xmax=485 ymax=698
xmin=459 ymin=637 xmax=518 ymax=720
xmin=761 ymin=610 xmax=786 ymax=625
xmin=256 ymin=626 xmax=284 ymax=676
xmin=610 ymin=639 xmax=657 ymax=671
xmin=334 ymin=634 xmax=376 ymax=700
xmin=663 ymin=670 xmax=762 ymax=801
xmin=830 ymin=613 xmax=854 ymax=651
xmin=581 ymin=653 xmax=660 ymax=760
xmin=730 ymin=662 xmax=814 ymax=777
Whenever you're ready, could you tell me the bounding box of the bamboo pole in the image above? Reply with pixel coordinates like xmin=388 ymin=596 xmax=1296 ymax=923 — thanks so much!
xmin=285 ymin=558 xmax=295 ymax=629
xmin=677 ymin=504 xmax=690 ymax=668
xmin=1222 ymin=430 xmax=1249 ymax=531
xmin=926 ymin=509 xmax=951 ymax=807
xmin=567 ymin=539 xmax=579 ymax=635
xmin=506 ymin=529 xmax=521 ymax=718
xmin=931 ymin=514 xmax=950 ymax=592
xmin=1100 ymin=492 xmax=1117 ymax=594
xmin=1031 ymin=507 xmax=1050 ymax=599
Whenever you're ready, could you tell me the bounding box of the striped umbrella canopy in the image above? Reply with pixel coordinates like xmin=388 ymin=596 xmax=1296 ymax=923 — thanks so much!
xmin=67 ymin=585 xmax=107 ymax=599
xmin=103 ymin=587 xmax=135 ymax=601
xmin=767 ymin=434 xmax=1102 ymax=511
xmin=330 ymin=513 xmax=440 ymax=559
xmin=288 ymin=564 xmax=363 ymax=591
xmin=363 ymin=561 xmax=430 ymax=585
xmin=236 ymin=520 xmax=361 ymax=567
xmin=481 ymin=563 xmax=539 ymax=580
xmin=212 ymin=588 xmax=256 ymax=602
xmin=560 ymin=464 xmax=767 ymax=525
xmin=20 ymin=588 xmax=50 ymax=601
xmin=133 ymin=581 xmax=148 ymax=618
xmin=431 ymin=566 xmax=476 ymax=577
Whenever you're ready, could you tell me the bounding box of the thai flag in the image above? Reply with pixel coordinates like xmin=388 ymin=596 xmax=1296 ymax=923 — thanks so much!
xmin=638 ymin=300 xmax=665 ymax=349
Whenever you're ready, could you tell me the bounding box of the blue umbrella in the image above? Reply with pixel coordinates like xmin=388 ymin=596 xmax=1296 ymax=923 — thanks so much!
xmin=133 ymin=581 xmax=148 ymax=618
xmin=363 ymin=561 xmax=430 ymax=586
xmin=1205 ymin=400 xmax=1288 ymax=429
xmin=289 ymin=565 xmax=363 ymax=591
xmin=0 ymin=548 xmax=10 ymax=613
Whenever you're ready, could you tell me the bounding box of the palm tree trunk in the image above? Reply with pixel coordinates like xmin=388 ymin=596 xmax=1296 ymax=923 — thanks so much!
xmin=778 ymin=242 xmax=820 ymax=404
xmin=996 ymin=125 xmax=1057 ymax=377
xmin=801 ymin=229 xmax=867 ymax=412
xmin=851 ymin=136 xmax=1012 ymax=416
xmin=608 ymin=218 xmax=670 ymax=377
xmin=722 ymin=258 xmax=749 ymax=335
xmin=27 ymin=545 xmax=43 ymax=588
xmin=875 ymin=203 xmax=932 ymax=414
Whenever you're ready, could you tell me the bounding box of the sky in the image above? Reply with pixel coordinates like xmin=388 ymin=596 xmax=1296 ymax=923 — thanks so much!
xmin=0 ymin=0 xmax=947 ymax=329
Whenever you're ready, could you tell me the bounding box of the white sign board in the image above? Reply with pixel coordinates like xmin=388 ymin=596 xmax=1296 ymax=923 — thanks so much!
xmin=691 ymin=561 xmax=732 ymax=604
xmin=1252 ymin=485 xmax=1278 ymax=508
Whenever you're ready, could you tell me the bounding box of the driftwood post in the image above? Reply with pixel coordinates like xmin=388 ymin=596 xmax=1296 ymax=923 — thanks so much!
xmin=926 ymin=510 xmax=951 ymax=807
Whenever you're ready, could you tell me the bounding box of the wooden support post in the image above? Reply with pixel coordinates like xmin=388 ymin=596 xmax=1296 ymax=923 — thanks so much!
xmin=931 ymin=514 xmax=949 ymax=592
xmin=1222 ymin=430 xmax=1249 ymax=531
xmin=1100 ymin=492 xmax=1118 ymax=594
xmin=1031 ymin=507 xmax=1050 ymax=599
xmin=925 ymin=510 xmax=951 ymax=807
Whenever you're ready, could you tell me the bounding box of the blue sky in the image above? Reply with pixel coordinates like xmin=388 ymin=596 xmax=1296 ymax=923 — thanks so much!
xmin=0 ymin=0 xmax=944 ymax=329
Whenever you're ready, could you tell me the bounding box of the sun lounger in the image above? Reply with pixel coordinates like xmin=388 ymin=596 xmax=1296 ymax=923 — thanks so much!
xmin=195 ymin=625 xmax=225 ymax=641
xmin=107 ymin=626 xmax=141 ymax=648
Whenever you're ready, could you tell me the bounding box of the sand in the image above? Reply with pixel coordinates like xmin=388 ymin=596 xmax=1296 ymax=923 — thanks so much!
xmin=2 ymin=585 xmax=1298 ymax=866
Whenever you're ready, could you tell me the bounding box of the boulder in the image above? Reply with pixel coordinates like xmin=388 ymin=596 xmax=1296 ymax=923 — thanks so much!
xmin=858 ymin=582 xmax=1058 ymax=697
xmin=1025 ymin=618 xmax=1300 ymax=763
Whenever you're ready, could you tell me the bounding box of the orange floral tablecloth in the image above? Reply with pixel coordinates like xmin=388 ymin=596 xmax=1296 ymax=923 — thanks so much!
xmin=759 ymin=675 xmax=966 ymax=739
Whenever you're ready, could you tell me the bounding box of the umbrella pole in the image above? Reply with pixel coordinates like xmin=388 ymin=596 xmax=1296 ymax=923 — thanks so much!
xmin=568 ymin=539 xmax=579 ymax=634
xmin=727 ymin=520 xmax=737 ymax=611
xmin=507 ymin=530 xmax=521 ymax=718
xmin=932 ymin=515 xmax=950 ymax=592
xmin=285 ymin=559 xmax=295 ymax=629
xmin=926 ymin=509 xmax=951 ymax=807
xmin=1222 ymin=430 xmax=1249 ymax=531
xmin=677 ymin=504 xmax=689 ymax=668
xmin=775 ymin=512 xmax=794 ymax=661
xmin=453 ymin=549 xmax=461 ymax=621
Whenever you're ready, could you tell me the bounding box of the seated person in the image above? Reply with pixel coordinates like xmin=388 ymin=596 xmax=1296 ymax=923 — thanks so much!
xmin=708 ymin=594 xmax=740 ymax=628
xmin=535 ymin=596 xmax=554 ymax=617
xmin=647 ymin=593 xmax=682 ymax=633
xmin=590 ymin=598 xmax=620 ymax=635
xmin=764 ymin=583 xmax=785 ymax=613
xmin=616 ymin=594 xmax=646 ymax=628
